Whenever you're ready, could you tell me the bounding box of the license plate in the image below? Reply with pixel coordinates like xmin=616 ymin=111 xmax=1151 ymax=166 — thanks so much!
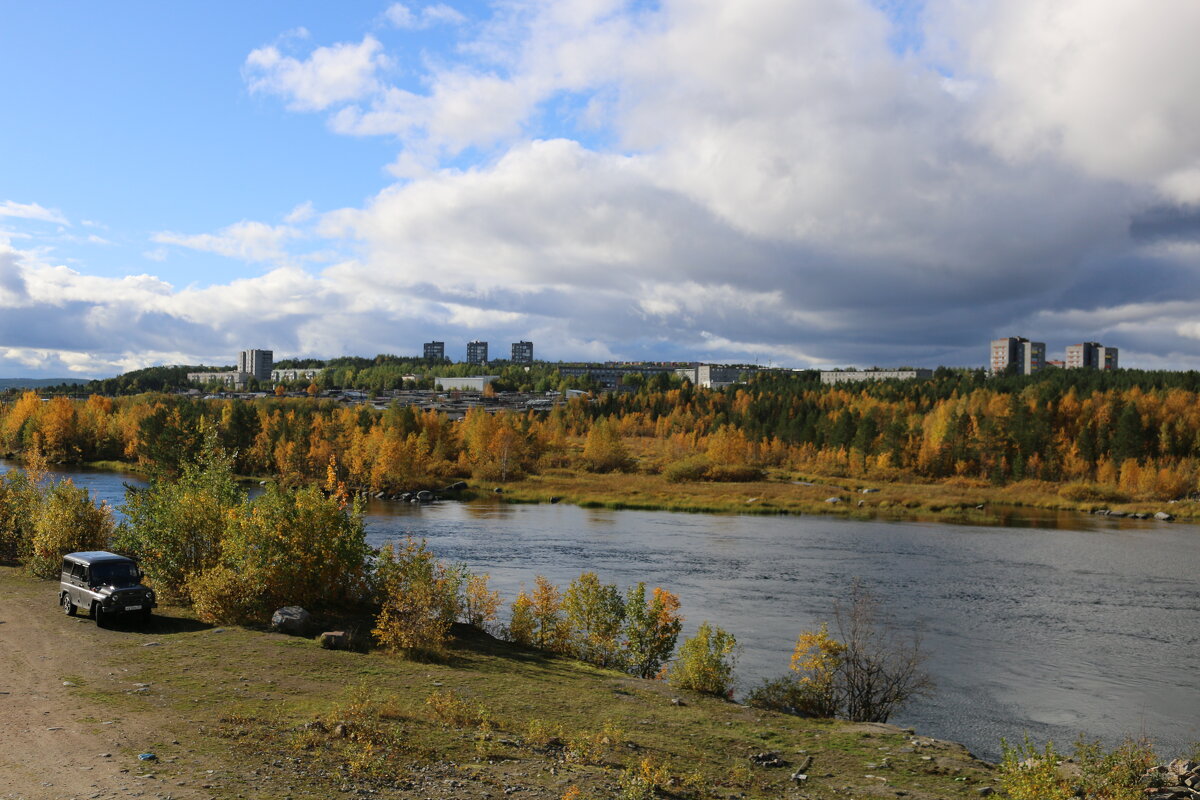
xmin=126 ymin=604 xmax=143 ymax=611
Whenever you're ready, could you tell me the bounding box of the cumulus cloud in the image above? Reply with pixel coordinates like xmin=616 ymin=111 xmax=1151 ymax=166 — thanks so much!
xmin=244 ymin=35 xmax=390 ymax=112
xmin=10 ymin=0 xmax=1200 ymax=377
xmin=227 ymin=0 xmax=1200 ymax=369
xmin=153 ymin=221 xmax=298 ymax=263
xmin=937 ymin=0 xmax=1200 ymax=203
xmin=384 ymin=3 xmax=466 ymax=29
xmin=0 ymin=200 xmax=69 ymax=226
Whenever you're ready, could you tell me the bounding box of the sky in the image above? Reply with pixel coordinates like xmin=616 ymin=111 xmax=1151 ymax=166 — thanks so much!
xmin=2 ymin=0 xmax=1199 ymax=378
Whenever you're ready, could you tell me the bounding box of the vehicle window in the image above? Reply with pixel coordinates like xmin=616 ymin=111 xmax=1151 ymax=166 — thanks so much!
xmin=89 ymin=562 xmax=139 ymax=587
xmin=61 ymin=559 xmax=71 ymax=576
xmin=71 ymin=563 xmax=86 ymax=581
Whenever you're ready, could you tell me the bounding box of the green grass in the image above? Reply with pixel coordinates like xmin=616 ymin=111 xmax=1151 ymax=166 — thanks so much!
xmin=0 ymin=565 xmax=999 ymax=800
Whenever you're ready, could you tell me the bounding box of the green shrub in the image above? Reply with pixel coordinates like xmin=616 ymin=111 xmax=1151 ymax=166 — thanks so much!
xmin=703 ymin=463 xmax=765 ymax=482
xmin=115 ymin=433 xmax=242 ymax=602
xmin=745 ymin=674 xmax=831 ymax=717
xmin=1057 ymin=482 xmax=1125 ymax=503
xmin=0 ymin=469 xmax=41 ymax=564
xmin=997 ymin=736 xmax=1158 ymax=800
xmin=373 ymin=537 xmax=465 ymax=658
xmin=27 ymin=481 xmax=113 ymax=579
xmin=663 ymin=456 xmax=710 ymax=483
xmin=666 ymin=621 xmax=737 ymax=696
xmin=195 ymin=484 xmax=369 ymax=624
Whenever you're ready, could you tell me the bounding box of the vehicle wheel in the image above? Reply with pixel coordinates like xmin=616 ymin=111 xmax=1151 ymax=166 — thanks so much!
xmin=138 ymin=609 xmax=152 ymax=624
xmin=92 ymin=603 xmax=105 ymax=628
xmin=61 ymin=594 xmax=76 ymax=617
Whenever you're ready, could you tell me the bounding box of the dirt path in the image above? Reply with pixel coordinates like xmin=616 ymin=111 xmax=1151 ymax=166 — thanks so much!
xmin=0 ymin=575 xmax=207 ymax=800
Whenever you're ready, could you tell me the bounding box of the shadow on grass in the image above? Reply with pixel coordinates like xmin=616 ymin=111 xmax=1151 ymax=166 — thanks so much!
xmin=99 ymin=611 xmax=212 ymax=635
xmin=447 ymin=623 xmax=602 ymax=678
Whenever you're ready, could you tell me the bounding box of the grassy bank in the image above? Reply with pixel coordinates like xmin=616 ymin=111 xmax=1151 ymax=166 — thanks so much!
xmin=13 ymin=449 xmax=1194 ymax=525
xmin=0 ymin=566 xmax=997 ymax=800
xmin=471 ymin=468 xmax=1200 ymax=525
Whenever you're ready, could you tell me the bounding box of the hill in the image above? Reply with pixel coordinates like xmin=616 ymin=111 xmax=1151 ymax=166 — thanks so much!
xmin=0 ymin=377 xmax=90 ymax=390
xmin=0 ymin=566 xmax=995 ymax=800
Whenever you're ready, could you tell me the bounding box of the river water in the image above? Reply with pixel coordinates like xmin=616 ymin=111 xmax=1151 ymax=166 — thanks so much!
xmin=6 ymin=459 xmax=1199 ymax=761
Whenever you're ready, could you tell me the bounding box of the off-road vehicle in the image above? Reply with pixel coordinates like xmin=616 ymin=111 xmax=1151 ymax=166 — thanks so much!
xmin=59 ymin=551 xmax=157 ymax=626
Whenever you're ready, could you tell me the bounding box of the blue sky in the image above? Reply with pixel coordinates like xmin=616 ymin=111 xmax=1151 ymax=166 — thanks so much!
xmin=2 ymin=1 xmax=1199 ymax=377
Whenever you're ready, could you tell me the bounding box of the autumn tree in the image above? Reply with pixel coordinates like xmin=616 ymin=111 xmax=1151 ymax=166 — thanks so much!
xmin=115 ymin=431 xmax=243 ymax=602
xmin=373 ymin=537 xmax=465 ymax=658
xmin=580 ymin=418 xmax=633 ymax=473
xmin=191 ymin=484 xmax=369 ymax=624
xmin=464 ymin=572 xmax=502 ymax=632
xmin=530 ymin=575 xmax=572 ymax=652
xmin=507 ymin=587 xmax=536 ymax=646
xmin=26 ymin=480 xmax=114 ymax=579
xmin=748 ymin=622 xmax=847 ymax=718
xmin=622 ymin=583 xmax=683 ymax=679
xmin=563 ymin=571 xmax=626 ymax=667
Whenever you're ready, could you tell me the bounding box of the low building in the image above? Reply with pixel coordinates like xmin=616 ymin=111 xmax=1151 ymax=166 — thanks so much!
xmin=558 ymin=362 xmax=692 ymax=390
xmin=436 ymin=375 xmax=499 ymax=392
xmin=270 ymin=368 xmax=324 ymax=383
xmin=187 ymin=370 xmax=252 ymax=389
xmin=675 ymin=364 xmax=758 ymax=388
xmin=820 ymin=368 xmax=933 ymax=385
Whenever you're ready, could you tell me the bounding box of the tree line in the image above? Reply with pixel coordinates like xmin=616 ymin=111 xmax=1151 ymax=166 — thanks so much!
xmin=5 ymin=367 xmax=1200 ymax=500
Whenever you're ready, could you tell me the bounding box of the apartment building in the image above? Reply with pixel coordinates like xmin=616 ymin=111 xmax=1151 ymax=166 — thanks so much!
xmin=511 ymin=341 xmax=534 ymax=364
xmin=990 ymin=337 xmax=1045 ymax=375
xmin=1066 ymin=342 xmax=1119 ymax=370
xmin=466 ymin=341 xmax=489 ymax=365
xmin=423 ymin=341 xmax=445 ymax=362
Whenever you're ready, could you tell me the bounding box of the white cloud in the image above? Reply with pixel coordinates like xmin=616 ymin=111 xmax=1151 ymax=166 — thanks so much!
xmin=244 ymin=35 xmax=390 ymax=112
xmin=9 ymin=0 xmax=1200 ymax=377
xmin=385 ymin=3 xmax=466 ymax=30
xmin=153 ymin=221 xmax=297 ymax=263
xmin=937 ymin=0 xmax=1200 ymax=203
xmin=0 ymin=200 xmax=69 ymax=226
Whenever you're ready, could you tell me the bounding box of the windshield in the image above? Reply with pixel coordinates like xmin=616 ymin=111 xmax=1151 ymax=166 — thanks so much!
xmin=89 ymin=562 xmax=139 ymax=587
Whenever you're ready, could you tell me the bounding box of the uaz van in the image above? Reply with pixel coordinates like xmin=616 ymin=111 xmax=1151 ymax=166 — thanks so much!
xmin=59 ymin=551 xmax=157 ymax=626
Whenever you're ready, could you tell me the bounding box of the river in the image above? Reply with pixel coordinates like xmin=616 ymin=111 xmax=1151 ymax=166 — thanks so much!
xmin=5 ymin=459 xmax=1199 ymax=762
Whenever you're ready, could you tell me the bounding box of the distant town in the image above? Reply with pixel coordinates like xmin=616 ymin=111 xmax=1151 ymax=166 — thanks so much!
xmin=180 ymin=334 xmax=1123 ymax=397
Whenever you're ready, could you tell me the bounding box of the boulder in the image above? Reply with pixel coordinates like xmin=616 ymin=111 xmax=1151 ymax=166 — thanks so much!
xmin=416 ymin=490 xmax=434 ymax=502
xmin=271 ymin=606 xmax=311 ymax=635
xmin=1155 ymin=511 xmax=1176 ymax=522
xmin=319 ymin=630 xmax=349 ymax=650
xmin=443 ymin=481 xmax=468 ymax=492
xmin=824 ymin=497 xmax=841 ymax=504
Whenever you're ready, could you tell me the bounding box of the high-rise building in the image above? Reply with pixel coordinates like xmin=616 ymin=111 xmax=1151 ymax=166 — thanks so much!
xmin=990 ymin=337 xmax=1044 ymax=375
xmin=466 ymin=340 xmax=488 ymax=365
xmin=1066 ymin=342 xmax=1119 ymax=370
xmin=423 ymin=341 xmax=445 ymax=362
xmin=511 ymin=341 xmax=533 ymax=363
xmin=238 ymin=349 xmax=273 ymax=382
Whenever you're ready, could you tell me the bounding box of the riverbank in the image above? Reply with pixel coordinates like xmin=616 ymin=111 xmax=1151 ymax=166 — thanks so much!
xmin=465 ymin=468 xmax=1200 ymax=524
xmin=47 ymin=455 xmax=1200 ymax=525
xmin=0 ymin=565 xmax=997 ymax=800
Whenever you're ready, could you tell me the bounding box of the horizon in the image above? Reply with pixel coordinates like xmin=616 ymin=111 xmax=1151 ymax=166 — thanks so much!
xmin=3 ymin=1 xmax=1199 ymax=378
